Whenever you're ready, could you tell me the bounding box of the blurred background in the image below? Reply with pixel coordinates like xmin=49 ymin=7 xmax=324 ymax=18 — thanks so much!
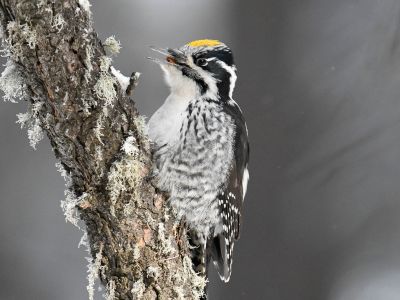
xmin=1 ymin=0 xmax=400 ymax=299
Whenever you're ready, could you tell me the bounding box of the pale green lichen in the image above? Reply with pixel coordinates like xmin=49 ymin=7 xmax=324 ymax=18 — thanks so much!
xmin=15 ymin=101 xmax=45 ymax=150
xmin=173 ymin=286 xmax=185 ymax=300
xmin=31 ymin=101 xmax=44 ymax=115
xmin=19 ymin=23 xmax=37 ymax=49
xmin=103 ymin=36 xmax=121 ymax=55
xmin=94 ymin=113 xmax=105 ymax=144
xmin=94 ymin=56 xmax=117 ymax=106
xmin=163 ymin=206 xmax=173 ymax=222
xmin=5 ymin=21 xmax=26 ymax=60
xmin=87 ymin=244 xmax=104 ymax=300
xmin=122 ymin=200 xmax=136 ymax=217
xmin=146 ymin=266 xmax=159 ymax=280
xmin=37 ymin=0 xmax=47 ymax=8
xmin=52 ymin=13 xmax=67 ymax=32
xmin=107 ymin=153 xmax=144 ymax=216
xmin=99 ymin=56 xmax=112 ymax=72
xmin=134 ymin=115 xmax=147 ymax=136
xmin=78 ymin=231 xmax=90 ymax=253
xmin=60 ymin=191 xmax=87 ymax=228
xmin=81 ymin=97 xmax=93 ymax=115
xmin=1 ymin=24 xmax=45 ymax=149
xmin=42 ymin=113 xmax=52 ymax=130
xmin=0 ymin=60 xmax=26 ymax=103
xmin=134 ymin=115 xmax=151 ymax=152
xmin=94 ymin=145 xmax=105 ymax=178
xmin=105 ymin=279 xmax=116 ymax=300
xmin=16 ymin=112 xmax=31 ymax=128
xmin=158 ymin=223 xmax=176 ymax=255
xmin=144 ymin=211 xmax=156 ymax=227
xmin=108 ymin=135 xmax=145 ymax=216
xmin=55 ymin=161 xmax=71 ymax=184
xmin=3 ymin=20 xmax=38 ymax=61
xmin=133 ymin=244 xmax=140 ymax=260
xmin=84 ymin=44 xmax=94 ymax=82
xmin=56 ymin=161 xmax=91 ymax=265
xmin=94 ymin=73 xmax=117 ymax=106
xmin=170 ymin=255 xmax=207 ymax=299
xmin=27 ymin=119 xmax=44 ymax=149
xmin=121 ymin=136 xmax=138 ymax=156
xmin=182 ymin=256 xmax=207 ymax=299
xmin=131 ymin=278 xmax=145 ymax=300
xmin=95 ymin=146 xmax=103 ymax=161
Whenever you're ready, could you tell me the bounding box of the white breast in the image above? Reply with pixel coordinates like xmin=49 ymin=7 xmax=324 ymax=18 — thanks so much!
xmin=147 ymin=94 xmax=189 ymax=146
xmin=147 ymin=65 xmax=200 ymax=146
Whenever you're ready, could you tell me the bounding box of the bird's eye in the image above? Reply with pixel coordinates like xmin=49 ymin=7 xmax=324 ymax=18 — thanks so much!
xmin=196 ymin=58 xmax=208 ymax=67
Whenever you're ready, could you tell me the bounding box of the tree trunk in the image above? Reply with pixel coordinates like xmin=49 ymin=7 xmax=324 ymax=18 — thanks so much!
xmin=0 ymin=1 xmax=205 ymax=299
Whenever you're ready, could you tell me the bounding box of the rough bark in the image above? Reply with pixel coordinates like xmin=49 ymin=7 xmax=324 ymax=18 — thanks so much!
xmin=0 ymin=1 xmax=205 ymax=299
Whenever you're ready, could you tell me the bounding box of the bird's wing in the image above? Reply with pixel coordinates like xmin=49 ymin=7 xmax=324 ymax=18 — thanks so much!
xmin=210 ymin=100 xmax=249 ymax=282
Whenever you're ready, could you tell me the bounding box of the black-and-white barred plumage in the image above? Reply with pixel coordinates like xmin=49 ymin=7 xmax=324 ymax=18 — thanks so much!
xmin=147 ymin=39 xmax=249 ymax=286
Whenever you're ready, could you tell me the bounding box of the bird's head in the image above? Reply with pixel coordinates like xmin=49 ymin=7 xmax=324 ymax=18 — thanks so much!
xmin=148 ymin=39 xmax=237 ymax=100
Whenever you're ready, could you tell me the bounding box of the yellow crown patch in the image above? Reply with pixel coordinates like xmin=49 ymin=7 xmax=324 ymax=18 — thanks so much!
xmin=186 ymin=39 xmax=222 ymax=47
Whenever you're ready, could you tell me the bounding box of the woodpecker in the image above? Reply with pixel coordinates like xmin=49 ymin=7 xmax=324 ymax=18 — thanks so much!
xmin=147 ymin=39 xmax=249 ymax=284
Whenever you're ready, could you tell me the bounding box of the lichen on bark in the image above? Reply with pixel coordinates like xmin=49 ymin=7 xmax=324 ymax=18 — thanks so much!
xmin=0 ymin=0 xmax=205 ymax=299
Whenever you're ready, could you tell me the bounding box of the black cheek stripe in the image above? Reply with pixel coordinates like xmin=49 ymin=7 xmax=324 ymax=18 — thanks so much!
xmin=181 ymin=68 xmax=208 ymax=95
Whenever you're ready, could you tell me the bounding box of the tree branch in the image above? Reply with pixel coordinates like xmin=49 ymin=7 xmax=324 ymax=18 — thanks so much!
xmin=0 ymin=1 xmax=205 ymax=299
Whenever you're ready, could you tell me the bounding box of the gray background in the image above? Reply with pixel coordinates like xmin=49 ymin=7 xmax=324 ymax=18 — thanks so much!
xmin=1 ymin=0 xmax=400 ymax=299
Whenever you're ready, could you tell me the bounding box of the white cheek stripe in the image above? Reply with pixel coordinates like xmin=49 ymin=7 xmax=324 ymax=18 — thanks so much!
xmin=216 ymin=60 xmax=237 ymax=99
xmin=242 ymin=167 xmax=249 ymax=199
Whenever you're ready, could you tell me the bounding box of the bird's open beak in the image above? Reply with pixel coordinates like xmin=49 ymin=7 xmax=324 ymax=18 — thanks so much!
xmin=147 ymin=46 xmax=187 ymax=68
